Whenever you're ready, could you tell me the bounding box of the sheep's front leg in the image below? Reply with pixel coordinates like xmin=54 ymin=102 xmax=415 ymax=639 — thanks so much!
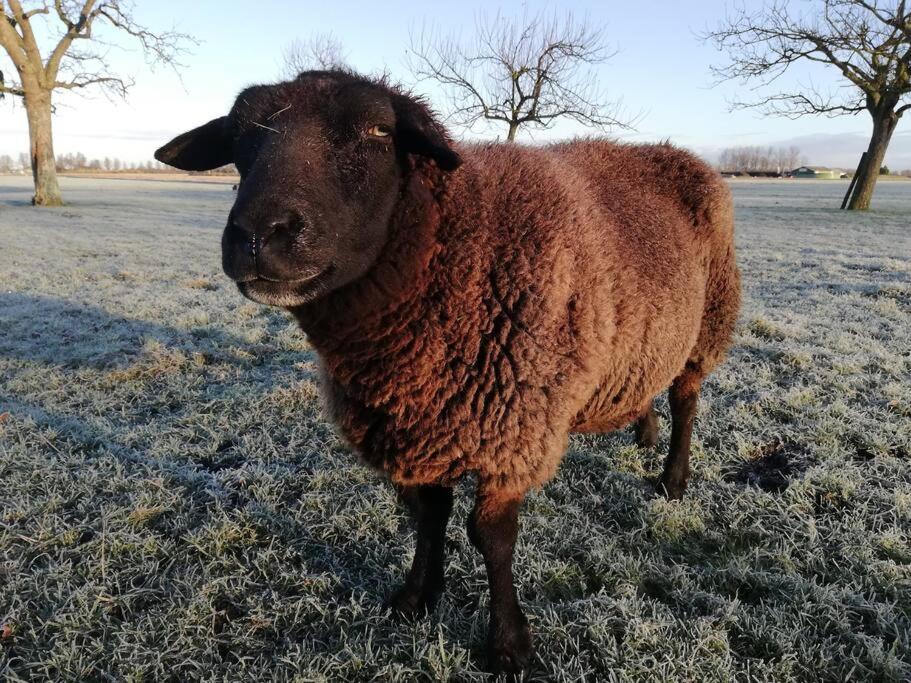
xmin=387 ymin=484 xmax=454 ymax=617
xmin=468 ymin=486 xmax=533 ymax=674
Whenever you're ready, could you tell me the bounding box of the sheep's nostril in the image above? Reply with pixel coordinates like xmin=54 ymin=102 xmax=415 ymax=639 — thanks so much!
xmin=264 ymin=218 xmax=285 ymax=235
xmin=264 ymin=211 xmax=307 ymax=237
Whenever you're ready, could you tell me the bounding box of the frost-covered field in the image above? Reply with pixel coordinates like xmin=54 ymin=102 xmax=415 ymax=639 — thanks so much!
xmin=1 ymin=176 xmax=909 ymax=681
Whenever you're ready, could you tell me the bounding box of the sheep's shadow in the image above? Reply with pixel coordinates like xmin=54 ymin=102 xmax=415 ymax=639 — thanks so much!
xmin=0 ymin=292 xmax=411 ymax=658
xmin=0 ymin=292 xmax=250 ymax=369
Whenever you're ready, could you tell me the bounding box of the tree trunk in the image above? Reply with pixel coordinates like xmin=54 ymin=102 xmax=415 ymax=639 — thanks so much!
xmin=506 ymin=121 xmax=519 ymax=142
xmin=24 ymin=89 xmax=63 ymax=207
xmin=847 ymin=110 xmax=898 ymax=211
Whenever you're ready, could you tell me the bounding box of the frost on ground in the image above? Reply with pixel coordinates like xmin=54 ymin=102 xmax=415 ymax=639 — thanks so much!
xmin=1 ymin=176 xmax=909 ymax=681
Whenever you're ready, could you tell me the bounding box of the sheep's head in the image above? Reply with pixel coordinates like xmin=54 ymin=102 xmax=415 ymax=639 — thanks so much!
xmin=154 ymin=70 xmax=461 ymax=307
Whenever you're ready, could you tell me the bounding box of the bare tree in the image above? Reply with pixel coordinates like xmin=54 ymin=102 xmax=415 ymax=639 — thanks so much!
xmin=705 ymin=0 xmax=911 ymax=210
xmin=408 ymin=11 xmax=630 ymax=142
xmin=282 ymin=32 xmax=348 ymax=77
xmin=0 ymin=1 xmax=193 ymax=206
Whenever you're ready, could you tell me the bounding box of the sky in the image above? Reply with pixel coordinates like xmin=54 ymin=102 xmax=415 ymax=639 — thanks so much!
xmin=2 ymin=0 xmax=910 ymax=170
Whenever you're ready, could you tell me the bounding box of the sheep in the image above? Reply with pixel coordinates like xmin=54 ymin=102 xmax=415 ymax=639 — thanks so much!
xmin=155 ymin=69 xmax=741 ymax=675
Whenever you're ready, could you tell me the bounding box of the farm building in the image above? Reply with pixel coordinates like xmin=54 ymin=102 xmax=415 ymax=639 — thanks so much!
xmin=792 ymin=166 xmax=839 ymax=179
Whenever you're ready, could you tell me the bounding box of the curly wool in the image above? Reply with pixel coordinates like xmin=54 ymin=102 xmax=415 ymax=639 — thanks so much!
xmin=293 ymin=138 xmax=740 ymax=497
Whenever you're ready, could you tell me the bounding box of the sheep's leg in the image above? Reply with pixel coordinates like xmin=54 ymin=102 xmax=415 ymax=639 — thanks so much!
xmin=657 ymin=372 xmax=701 ymax=499
xmin=468 ymin=486 xmax=533 ymax=674
xmin=634 ymin=401 xmax=659 ymax=448
xmin=386 ymin=484 xmax=454 ymax=617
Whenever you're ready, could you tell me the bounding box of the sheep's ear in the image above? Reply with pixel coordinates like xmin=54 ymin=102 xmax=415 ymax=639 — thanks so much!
xmin=391 ymin=95 xmax=462 ymax=171
xmin=154 ymin=117 xmax=232 ymax=171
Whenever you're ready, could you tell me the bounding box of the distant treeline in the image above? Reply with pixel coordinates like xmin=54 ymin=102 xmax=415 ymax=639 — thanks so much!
xmin=3 ymin=148 xmax=907 ymax=178
xmin=717 ymin=146 xmax=807 ymax=173
xmin=717 ymin=146 xmax=911 ymax=177
xmin=0 ymin=152 xmax=236 ymax=175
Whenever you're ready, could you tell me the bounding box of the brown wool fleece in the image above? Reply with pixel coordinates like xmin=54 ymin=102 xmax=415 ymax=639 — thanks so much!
xmin=293 ymin=138 xmax=741 ymax=497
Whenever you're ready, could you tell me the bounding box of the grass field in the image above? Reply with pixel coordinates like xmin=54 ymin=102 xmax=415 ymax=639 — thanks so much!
xmin=1 ymin=176 xmax=910 ymax=681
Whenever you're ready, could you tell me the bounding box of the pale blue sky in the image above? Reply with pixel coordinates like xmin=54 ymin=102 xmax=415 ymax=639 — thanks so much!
xmin=2 ymin=0 xmax=909 ymax=168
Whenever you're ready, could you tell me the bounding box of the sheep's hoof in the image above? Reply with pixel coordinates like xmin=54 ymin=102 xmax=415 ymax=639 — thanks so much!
xmin=488 ymin=615 xmax=534 ymax=676
xmin=384 ymin=584 xmax=440 ymax=620
xmin=656 ymin=474 xmax=687 ymax=500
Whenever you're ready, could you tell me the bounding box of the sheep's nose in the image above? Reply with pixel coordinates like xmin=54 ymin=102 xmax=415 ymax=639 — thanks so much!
xmin=229 ymin=210 xmax=306 ymax=242
xmin=223 ymin=207 xmax=316 ymax=283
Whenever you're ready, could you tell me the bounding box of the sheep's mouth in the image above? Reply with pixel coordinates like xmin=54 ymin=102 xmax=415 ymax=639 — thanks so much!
xmin=235 ymin=266 xmax=335 ymax=307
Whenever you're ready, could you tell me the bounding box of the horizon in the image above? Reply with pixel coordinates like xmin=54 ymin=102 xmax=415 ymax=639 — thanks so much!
xmin=2 ymin=0 xmax=910 ymax=170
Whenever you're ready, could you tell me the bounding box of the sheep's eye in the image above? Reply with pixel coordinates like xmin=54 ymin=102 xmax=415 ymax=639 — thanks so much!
xmin=366 ymin=125 xmax=392 ymax=138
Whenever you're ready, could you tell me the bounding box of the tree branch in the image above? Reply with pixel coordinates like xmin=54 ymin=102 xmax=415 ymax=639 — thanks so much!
xmin=0 ymin=80 xmax=26 ymax=96
xmin=741 ymin=90 xmax=867 ymax=118
xmin=54 ymin=73 xmax=128 ymax=93
xmin=96 ymin=3 xmax=194 ymax=69
xmin=45 ymin=0 xmax=100 ymax=83
xmin=705 ymin=0 xmax=911 ymax=119
xmin=408 ymin=10 xmax=630 ymax=139
xmin=281 ymin=32 xmax=348 ymax=76
xmin=22 ymin=4 xmax=49 ymax=20
xmin=6 ymin=0 xmax=45 ymax=76
xmin=0 ymin=10 xmax=29 ymax=71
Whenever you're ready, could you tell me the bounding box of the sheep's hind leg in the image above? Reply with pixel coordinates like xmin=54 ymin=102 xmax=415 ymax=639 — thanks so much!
xmin=657 ymin=370 xmax=701 ymax=500
xmin=386 ymin=484 xmax=454 ymax=617
xmin=634 ymin=401 xmax=659 ymax=449
xmin=468 ymin=485 xmax=533 ymax=675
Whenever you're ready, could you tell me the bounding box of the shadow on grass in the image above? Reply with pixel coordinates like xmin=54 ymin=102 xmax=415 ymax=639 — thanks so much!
xmin=723 ymin=437 xmax=811 ymax=493
xmin=0 ymin=180 xmax=35 ymax=207
xmin=0 ymin=292 xmax=249 ymax=369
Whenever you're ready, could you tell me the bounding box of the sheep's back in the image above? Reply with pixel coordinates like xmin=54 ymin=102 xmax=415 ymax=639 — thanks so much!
xmin=450 ymin=141 xmax=730 ymax=444
xmin=541 ymin=140 xmax=734 ymax=433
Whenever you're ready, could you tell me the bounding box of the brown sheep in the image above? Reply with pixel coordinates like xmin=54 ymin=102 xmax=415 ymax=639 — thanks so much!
xmin=155 ymin=70 xmax=741 ymax=675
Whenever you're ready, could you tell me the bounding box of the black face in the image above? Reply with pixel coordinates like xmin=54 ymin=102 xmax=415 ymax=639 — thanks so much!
xmin=155 ymin=71 xmax=461 ymax=307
